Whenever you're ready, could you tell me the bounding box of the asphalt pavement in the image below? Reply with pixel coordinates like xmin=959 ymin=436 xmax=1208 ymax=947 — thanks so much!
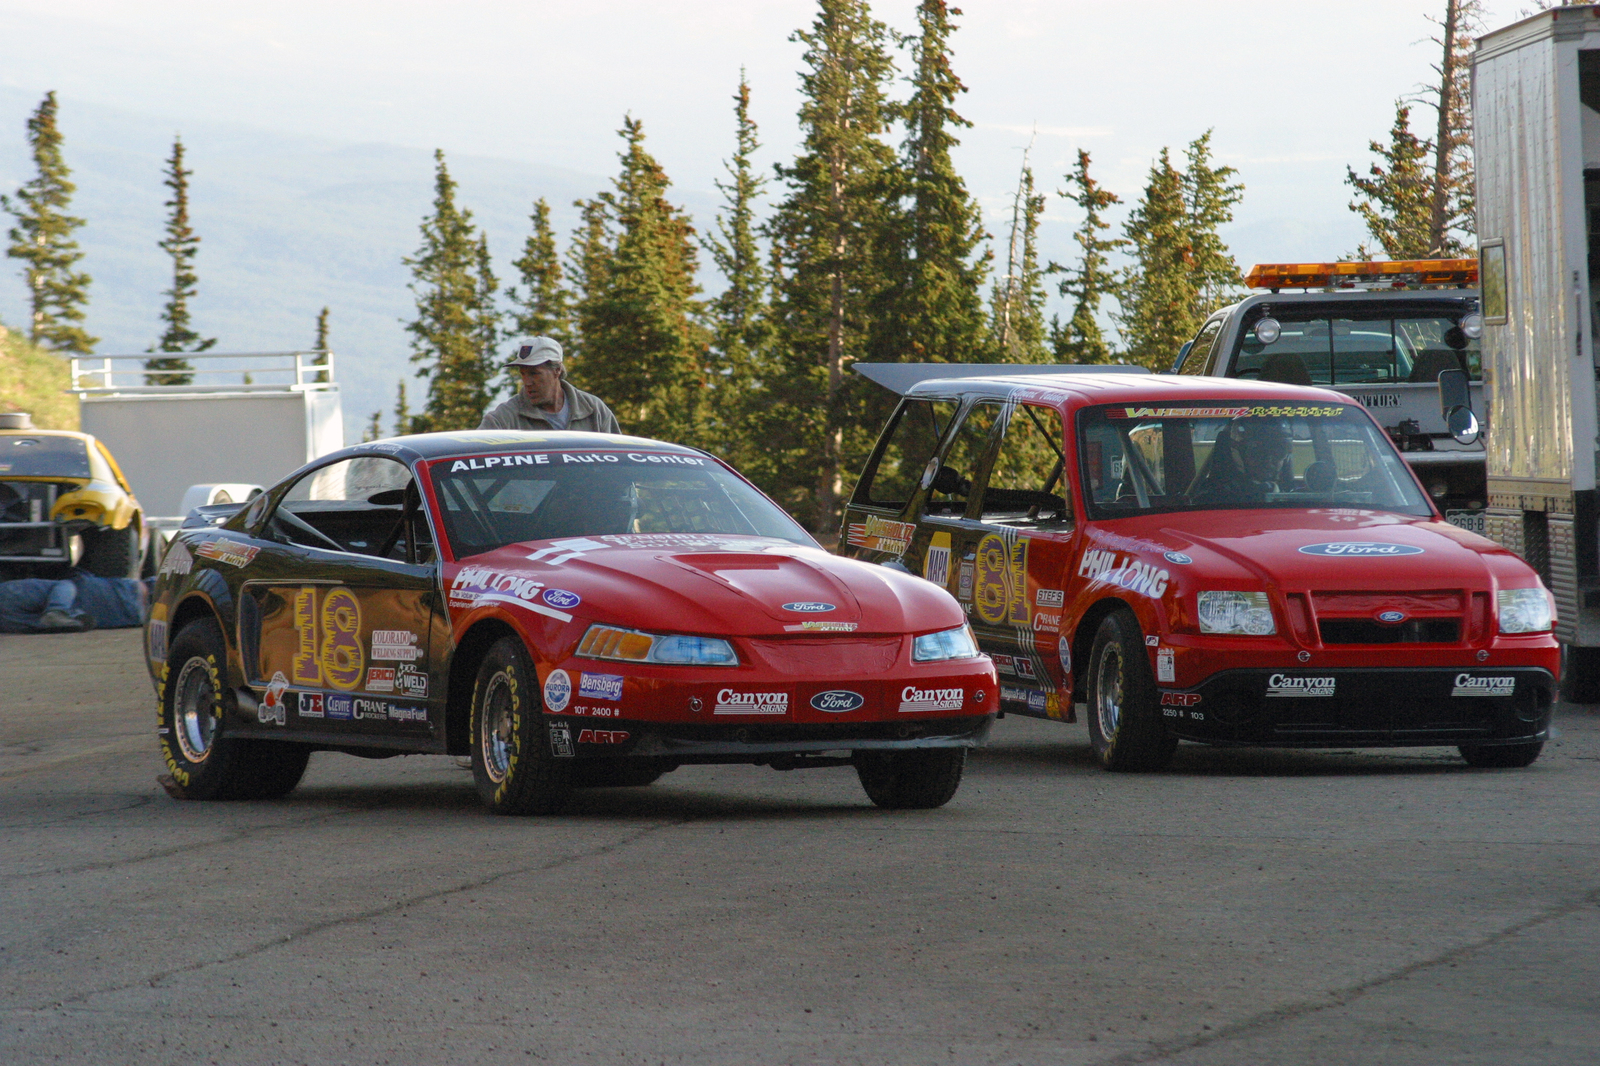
xmin=2 ymin=629 xmax=1596 ymax=1065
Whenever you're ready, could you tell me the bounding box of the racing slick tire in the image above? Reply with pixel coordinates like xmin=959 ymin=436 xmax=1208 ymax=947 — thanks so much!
xmin=570 ymin=760 xmax=670 ymax=788
xmin=854 ymin=748 xmax=966 ymax=810
xmin=470 ymin=636 xmax=572 ymax=815
xmin=159 ymin=617 xmax=311 ymax=800
xmin=1086 ymin=608 xmax=1177 ymax=772
xmin=81 ymin=523 xmax=139 ymax=579
xmin=1458 ymin=741 xmax=1544 ymax=768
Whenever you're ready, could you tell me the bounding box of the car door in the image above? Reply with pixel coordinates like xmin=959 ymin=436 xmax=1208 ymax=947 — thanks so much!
xmin=238 ymin=455 xmax=447 ymax=746
xmin=841 ymin=395 xmax=961 ymax=571
xmin=958 ymin=401 xmax=1077 ymax=718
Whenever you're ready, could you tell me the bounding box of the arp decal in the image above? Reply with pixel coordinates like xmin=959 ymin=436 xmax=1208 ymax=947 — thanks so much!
xmin=1160 ymin=691 xmax=1202 ymax=707
xmin=544 ymin=669 xmax=573 ymax=712
xmin=1266 ymin=674 xmax=1336 ymax=697
xmin=845 ymin=515 xmax=916 ymax=556
xmin=924 ymin=531 xmax=952 ymax=588
xmin=973 ymin=533 xmax=1030 ymax=626
xmin=899 ymin=685 xmax=962 ymax=713
xmin=1078 ymin=549 xmax=1170 ymax=598
xmin=1452 ymin=674 xmax=1515 ymax=697
xmin=579 ymin=673 xmax=625 ymax=701
xmin=811 ymin=690 xmax=865 ymax=713
xmin=1297 ymin=542 xmax=1424 ymax=558
xmin=577 ymin=729 xmax=630 ymax=744
xmin=714 ymin=690 xmax=789 ymax=715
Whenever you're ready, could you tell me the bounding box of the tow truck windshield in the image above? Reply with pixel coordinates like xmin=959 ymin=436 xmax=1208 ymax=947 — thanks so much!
xmin=1234 ymin=315 xmax=1480 ymax=385
xmin=1078 ymin=402 xmax=1434 ymax=519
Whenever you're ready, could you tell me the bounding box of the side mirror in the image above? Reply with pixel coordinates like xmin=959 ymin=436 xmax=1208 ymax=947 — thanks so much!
xmin=1437 ymin=367 xmax=1471 ymax=418
xmin=1172 ymin=341 xmax=1193 ymax=372
xmin=1447 ymin=405 xmax=1481 ymax=445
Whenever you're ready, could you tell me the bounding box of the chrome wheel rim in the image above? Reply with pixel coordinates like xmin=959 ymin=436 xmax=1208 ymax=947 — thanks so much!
xmin=480 ymin=671 xmax=514 ymax=783
xmin=173 ymin=656 xmax=216 ymax=763
xmin=1095 ymin=644 xmax=1124 ymax=742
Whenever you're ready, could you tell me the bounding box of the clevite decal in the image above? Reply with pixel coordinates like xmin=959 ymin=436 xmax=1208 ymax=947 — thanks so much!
xmin=326 ymin=694 xmax=354 ymax=720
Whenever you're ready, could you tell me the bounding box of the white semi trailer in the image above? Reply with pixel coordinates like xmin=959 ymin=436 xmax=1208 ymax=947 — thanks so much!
xmin=1473 ymin=6 xmax=1600 ymax=698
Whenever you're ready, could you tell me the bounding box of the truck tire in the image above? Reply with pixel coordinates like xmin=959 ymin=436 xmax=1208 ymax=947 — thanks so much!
xmin=81 ymin=523 xmax=139 ymax=578
xmin=855 ymin=748 xmax=965 ymax=809
xmin=470 ymin=636 xmax=572 ymax=815
xmin=1086 ymin=608 xmax=1177 ymax=772
xmin=159 ymin=617 xmax=310 ymax=800
xmin=1560 ymin=644 xmax=1600 ymax=704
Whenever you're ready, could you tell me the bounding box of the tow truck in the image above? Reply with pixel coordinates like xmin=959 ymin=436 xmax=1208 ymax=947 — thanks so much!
xmin=1170 ymin=259 xmax=1485 ymax=526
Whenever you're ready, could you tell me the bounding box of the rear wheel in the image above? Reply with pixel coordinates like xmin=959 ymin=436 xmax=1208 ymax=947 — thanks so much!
xmin=470 ymin=636 xmax=571 ymax=814
xmin=855 ymin=748 xmax=965 ymax=809
xmin=159 ymin=617 xmax=310 ymax=800
xmin=81 ymin=523 xmax=139 ymax=578
xmin=1459 ymin=741 xmax=1544 ymax=768
xmin=1085 ymin=608 xmax=1176 ymax=772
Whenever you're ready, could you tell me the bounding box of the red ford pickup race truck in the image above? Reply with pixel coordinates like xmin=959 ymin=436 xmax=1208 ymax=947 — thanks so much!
xmin=839 ymin=366 xmax=1558 ymax=771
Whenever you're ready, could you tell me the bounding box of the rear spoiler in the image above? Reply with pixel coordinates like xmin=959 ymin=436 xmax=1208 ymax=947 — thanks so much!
xmin=853 ymin=361 xmax=1149 ymax=396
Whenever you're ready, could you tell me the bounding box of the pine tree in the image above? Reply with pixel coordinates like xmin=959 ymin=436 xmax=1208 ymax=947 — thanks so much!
xmin=570 ymin=117 xmax=707 ymax=443
xmin=404 ymin=150 xmax=496 ymax=431
xmin=1117 ymin=132 xmax=1243 ymax=369
xmin=1347 ymin=104 xmax=1434 ymax=260
xmin=1 ymin=92 xmax=95 ymax=354
xmin=393 ymin=380 xmax=415 ymax=436
xmin=362 ymin=410 xmax=383 ymax=442
xmin=703 ymin=74 xmax=773 ymax=462
xmin=988 ymin=151 xmax=1048 ymax=363
xmin=472 ymin=232 xmax=501 ymax=405
xmin=1423 ymin=0 xmax=1481 ymax=255
xmin=311 ymin=306 xmax=329 ymax=363
xmin=146 ymin=137 xmax=214 ymax=385
xmin=508 ymin=197 xmax=574 ymax=352
xmin=1049 ymin=149 xmax=1124 ymax=363
xmin=765 ymin=0 xmax=898 ymax=530
xmin=873 ymin=0 xmax=988 ymax=365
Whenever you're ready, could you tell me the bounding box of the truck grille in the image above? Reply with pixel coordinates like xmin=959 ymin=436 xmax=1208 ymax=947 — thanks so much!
xmin=1311 ymin=590 xmax=1464 ymax=645
xmin=1318 ymin=618 xmax=1461 ymax=644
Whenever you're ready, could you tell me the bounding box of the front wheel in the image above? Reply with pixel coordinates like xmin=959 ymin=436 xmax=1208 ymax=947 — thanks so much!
xmin=470 ymin=636 xmax=572 ymax=815
xmin=1085 ymin=608 xmax=1176 ymax=772
xmin=81 ymin=523 xmax=139 ymax=578
xmin=855 ymin=748 xmax=965 ymax=809
xmin=1459 ymin=741 xmax=1544 ymax=768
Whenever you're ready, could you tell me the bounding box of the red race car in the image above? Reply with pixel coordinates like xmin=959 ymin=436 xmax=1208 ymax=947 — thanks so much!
xmin=146 ymin=431 xmax=996 ymax=813
xmin=841 ymin=367 xmax=1560 ymax=770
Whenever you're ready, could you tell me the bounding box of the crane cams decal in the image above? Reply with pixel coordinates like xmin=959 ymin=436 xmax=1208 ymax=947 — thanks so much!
xmin=1452 ymin=674 xmax=1515 ymax=697
xmin=1266 ymin=674 xmax=1336 ymax=697
xmin=1078 ymin=549 xmax=1170 ymax=598
xmin=1297 ymin=542 xmax=1424 ymax=557
xmin=845 ymin=515 xmax=916 ymax=555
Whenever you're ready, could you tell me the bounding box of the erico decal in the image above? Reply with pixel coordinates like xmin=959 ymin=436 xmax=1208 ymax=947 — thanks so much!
xmin=1297 ymin=542 xmax=1424 ymax=557
xmin=783 ymin=602 xmax=836 ymax=613
xmin=810 ymin=690 xmax=865 ymax=713
xmin=544 ymin=669 xmax=572 ymax=712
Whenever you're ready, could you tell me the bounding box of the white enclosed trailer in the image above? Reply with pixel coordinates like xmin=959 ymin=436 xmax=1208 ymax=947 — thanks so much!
xmin=70 ymin=351 xmax=344 ymax=518
xmin=1474 ymin=5 xmax=1600 ymax=696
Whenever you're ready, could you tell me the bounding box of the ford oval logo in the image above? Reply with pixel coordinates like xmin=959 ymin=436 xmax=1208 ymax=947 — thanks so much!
xmin=1297 ymin=542 xmax=1424 ymax=558
xmin=783 ymin=601 xmax=836 ymax=612
xmin=1164 ymin=551 xmax=1193 ymax=565
xmin=542 ymin=588 xmax=582 ymax=609
xmin=1376 ymin=610 xmax=1406 ymax=623
xmin=810 ymin=690 xmax=865 ymax=713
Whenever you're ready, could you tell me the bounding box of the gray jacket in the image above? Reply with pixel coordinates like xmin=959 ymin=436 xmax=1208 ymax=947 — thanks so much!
xmin=478 ymin=381 xmax=621 ymax=434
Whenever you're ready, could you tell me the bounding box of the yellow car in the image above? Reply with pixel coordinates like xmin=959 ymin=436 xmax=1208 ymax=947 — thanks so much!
xmin=0 ymin=420 xmax=148 ymax=577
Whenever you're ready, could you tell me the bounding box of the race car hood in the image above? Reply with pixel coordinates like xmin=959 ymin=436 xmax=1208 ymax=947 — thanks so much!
xmin=448 ymin=534 xmax=964 ymax=636
xmin=1129 ymin=510 xmax=1523 ymax=591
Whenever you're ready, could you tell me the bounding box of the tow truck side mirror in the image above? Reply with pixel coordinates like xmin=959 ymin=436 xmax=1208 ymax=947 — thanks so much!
xmin=1172 ymin=341 xmax=1193 ymax=372
xmin=1438 ymin=367 xmax=1480 ymax=445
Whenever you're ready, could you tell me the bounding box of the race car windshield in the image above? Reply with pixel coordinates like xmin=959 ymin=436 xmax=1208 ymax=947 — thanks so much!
xmin=1077 ymin=402 xmax=1434 ymax=519
xmin=429 ymin=449 xmax=814 ymax=557
xmin=0 ymin=435 xmax=90 ymax=478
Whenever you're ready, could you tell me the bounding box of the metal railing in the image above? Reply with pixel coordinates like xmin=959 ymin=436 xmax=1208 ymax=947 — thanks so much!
xmin=69 ymin=350 xmax=336 ymax=395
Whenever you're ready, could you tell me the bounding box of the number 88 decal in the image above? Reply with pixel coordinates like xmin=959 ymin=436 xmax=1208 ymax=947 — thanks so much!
xmin=289 ymin=586 xmax=365 ymax=690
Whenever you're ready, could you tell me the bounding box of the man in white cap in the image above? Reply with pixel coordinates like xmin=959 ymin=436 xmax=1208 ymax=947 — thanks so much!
xmin=478 ymin=336 xmax=621 ymax=433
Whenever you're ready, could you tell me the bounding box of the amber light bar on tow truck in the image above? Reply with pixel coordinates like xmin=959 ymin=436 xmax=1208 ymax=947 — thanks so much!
xmin=1244 ymin=259 xmax=1478 ymax=291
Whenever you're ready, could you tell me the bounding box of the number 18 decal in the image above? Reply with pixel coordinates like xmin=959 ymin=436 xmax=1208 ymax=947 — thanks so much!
xmin=289 ymin=586 xmax=365 ymax=691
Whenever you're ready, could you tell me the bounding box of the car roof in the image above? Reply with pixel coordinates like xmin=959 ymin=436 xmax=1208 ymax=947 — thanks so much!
xmin=904 ymin=371 xmax=1353 ymax=407
xmin=0 ymin=428 xmax=94 ymax=442
xmin=332 ymin=429 xmax=710 ymax=464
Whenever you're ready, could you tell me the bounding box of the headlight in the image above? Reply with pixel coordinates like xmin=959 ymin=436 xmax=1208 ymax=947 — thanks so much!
xmin=1497 ymin=587 xmax=1552 ymax=634
xmin=1197 ymin=590 xmax=1276 ymax=635
xmin=913 ymin=625 xmax=980 ymax=662
xmin=578 ymin=624 xmax=738 ymax=666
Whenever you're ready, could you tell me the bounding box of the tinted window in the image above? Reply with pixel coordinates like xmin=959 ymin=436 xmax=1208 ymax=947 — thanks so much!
xmin=982 ymin=404 xmax=1071 ymax=527
xmin=273 ymin=456 xmax=423 ymax=558
xmin=1076 ymin=401 xmax=1433 ymax=519
xmin=860 ymin=398 xmax=958 ymax=508
xmin=1235 ymin=315 xmax=1480 ymax=384
xmin=429 ymin=448 xmax=813 ymax=558
xmin=1177 ymin=319 xmax=1223 ymax=375
xmin=926 ymin=402 xmax=1000 ymax=516
xmin=0 ymin=435 xmax=89 ymax=478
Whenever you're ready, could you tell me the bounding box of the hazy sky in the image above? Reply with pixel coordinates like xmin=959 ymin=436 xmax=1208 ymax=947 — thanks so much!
xmin=0 ymin=0 xmax=1527 ymax=261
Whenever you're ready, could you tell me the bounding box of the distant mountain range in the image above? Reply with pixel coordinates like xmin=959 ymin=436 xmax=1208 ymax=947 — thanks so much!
xmin=0 ymin=86 xmax=722 ymax=442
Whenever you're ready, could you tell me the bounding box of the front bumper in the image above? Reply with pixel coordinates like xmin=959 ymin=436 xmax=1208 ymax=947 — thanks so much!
xmin=547 ymin=713 xmax=994 ymax=764
xmin=1158 ymin=667 xmax=1554 ymax=747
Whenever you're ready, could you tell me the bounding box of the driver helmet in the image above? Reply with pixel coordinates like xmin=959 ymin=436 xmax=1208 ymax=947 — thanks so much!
xmin=1223 ymin=416 xmax=1293 ymax=483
